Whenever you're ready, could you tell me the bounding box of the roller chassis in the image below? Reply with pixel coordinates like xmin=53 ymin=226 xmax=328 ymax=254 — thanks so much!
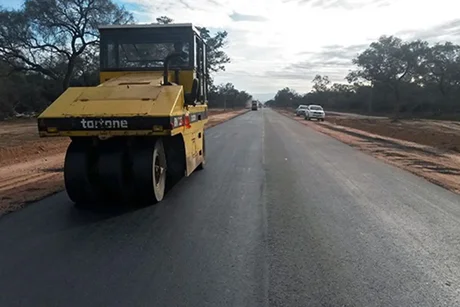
xmin=36 ymin=23 xmax=210 ymax=207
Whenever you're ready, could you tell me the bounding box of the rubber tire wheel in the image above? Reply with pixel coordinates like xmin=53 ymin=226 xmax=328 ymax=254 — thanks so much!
xmin=165 ymin=144 xmax=185 ymax=193
xmin=197 ymin=132 xmax=206 ymax=171
xmin=132 ymin=139 xmax=167 ymax=205
xmin=64 ymin=141 xmax=99 ymax=206
xmin=97 ymin=143 xmax=133 ymax=204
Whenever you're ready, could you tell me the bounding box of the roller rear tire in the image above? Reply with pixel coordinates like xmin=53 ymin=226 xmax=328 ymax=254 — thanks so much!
xmin=64 ymin=141 xmax=100 ymax=206
xmin=97 ymin=143 xmax=133 ymax=204
xmin=197 ymin=132 xmax=206 ymax=171
xmin=132 ymin=139 xmax=167 ymax=205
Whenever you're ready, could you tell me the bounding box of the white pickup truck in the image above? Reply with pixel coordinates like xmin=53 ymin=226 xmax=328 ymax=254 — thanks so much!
xmin=304 ymin=105 xmax=325 ymax=121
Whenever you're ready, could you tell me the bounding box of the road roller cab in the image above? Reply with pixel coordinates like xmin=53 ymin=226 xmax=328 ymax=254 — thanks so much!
xmin=36 ymin=23 xmax=209 ymax=206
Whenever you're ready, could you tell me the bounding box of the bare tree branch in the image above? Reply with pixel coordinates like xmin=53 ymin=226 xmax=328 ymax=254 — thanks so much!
xmin=0 ymin=0 xmax=134 ymax=90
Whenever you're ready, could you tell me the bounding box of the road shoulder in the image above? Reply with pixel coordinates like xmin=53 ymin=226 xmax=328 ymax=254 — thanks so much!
xmin=275 ymin=108 xmax=460 ymax=196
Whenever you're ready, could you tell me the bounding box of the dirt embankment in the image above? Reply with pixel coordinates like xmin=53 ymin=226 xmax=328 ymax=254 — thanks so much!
xmin=277 ymin=109 xmax=460 ymax=195
xmin=327 ymin=113 xmax=460 ymax=153
xmin=0 ymin=108 xmax=248 ymax=217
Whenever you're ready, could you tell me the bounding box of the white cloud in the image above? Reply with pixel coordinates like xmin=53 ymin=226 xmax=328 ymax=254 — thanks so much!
xmin=122 ymin=0 xmax=460 ymax=99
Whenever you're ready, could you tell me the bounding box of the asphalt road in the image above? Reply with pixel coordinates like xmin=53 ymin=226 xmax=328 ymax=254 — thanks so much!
xmin=1 ymin=109 xmax=460 ymax=307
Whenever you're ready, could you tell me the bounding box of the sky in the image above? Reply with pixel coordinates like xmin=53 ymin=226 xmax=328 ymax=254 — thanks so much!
xmin=2 ymin=0 xmax=460 ymax=100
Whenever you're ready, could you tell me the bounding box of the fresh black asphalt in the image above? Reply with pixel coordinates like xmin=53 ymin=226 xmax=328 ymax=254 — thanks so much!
xmin=0 ymin=109 xmax=459 ymax=306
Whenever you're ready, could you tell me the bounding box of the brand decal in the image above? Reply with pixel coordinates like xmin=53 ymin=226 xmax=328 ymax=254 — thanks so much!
xmin=80 ymin=118 xmax=128 ymax=129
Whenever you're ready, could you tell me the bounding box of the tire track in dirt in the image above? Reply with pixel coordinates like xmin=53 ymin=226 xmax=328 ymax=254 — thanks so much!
xmin=0 ymin=153 xmax=65 ymax=192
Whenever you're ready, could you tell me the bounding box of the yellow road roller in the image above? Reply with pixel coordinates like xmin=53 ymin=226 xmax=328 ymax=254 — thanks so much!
xmin=37 ymin=23 xmax=209 ymax=206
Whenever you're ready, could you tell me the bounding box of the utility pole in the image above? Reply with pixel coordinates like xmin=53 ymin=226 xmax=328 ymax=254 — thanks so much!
xmin=369 ymin=81 xmax=374 ymax=115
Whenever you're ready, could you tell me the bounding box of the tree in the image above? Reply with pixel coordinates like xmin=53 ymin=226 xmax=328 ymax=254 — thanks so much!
xmin=156 ymin=16 xmax=173 ymax=24
xmin=197 ymin=27 xmax=231 ymax=74
xmin=423 ymin=42 xmax=460 ymax=99
xmin=153 ymin=16 xmax=231 ymax=87
xmin=70 ymin=44 xmax=100 ymax=86
xmin=0 ymin=0 xmax=134 ymax=91
xmin=207 ymin=82 xmax=252 ymax=108
xmin=347 ymin=35 xmax=427 ymax=118
xmin=217 ymin=82 xmax=238 ymax=108
xmin=235 ymin=90 xmax=252 ymax=108
xmin=196 ymin=27 xmax=231 ymax=87
xmin=266 ymin=36 xmax=460 ymax=117
xmin=272 ymin=87 xmax=301 ymax=108
xmin=330 ymin=83 xmax=354 ymax=93
xmin=312 ymin=75 xmax=331 ymax=92
xmin=264 ymin=99 xmax=275 ymax=107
